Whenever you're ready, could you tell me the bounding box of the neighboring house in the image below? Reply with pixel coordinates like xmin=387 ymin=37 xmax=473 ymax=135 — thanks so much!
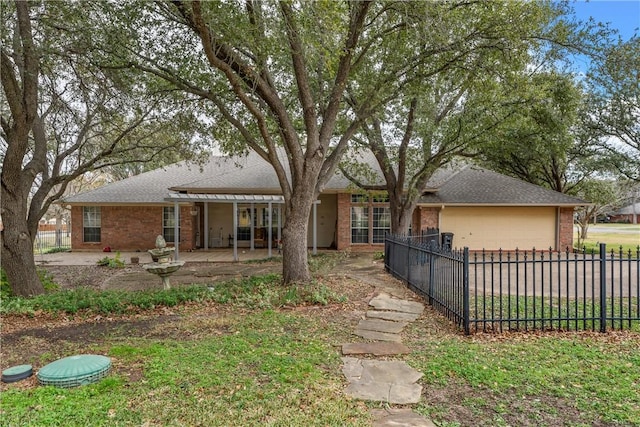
xmin=609 ymin=203 xmax=640 ymax=224
xmin=62 ymin=151 xmax=587 ymax=255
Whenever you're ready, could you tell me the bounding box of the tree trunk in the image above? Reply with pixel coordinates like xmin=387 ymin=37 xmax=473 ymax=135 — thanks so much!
xmin=281 ymin=189 xmax=313 ymax=284
xmin=0 ymin=193 xmax=44 ymax=297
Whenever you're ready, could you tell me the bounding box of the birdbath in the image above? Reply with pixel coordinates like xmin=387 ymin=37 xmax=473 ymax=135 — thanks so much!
xmin=143 ymin=235 xmax=185 ymax=290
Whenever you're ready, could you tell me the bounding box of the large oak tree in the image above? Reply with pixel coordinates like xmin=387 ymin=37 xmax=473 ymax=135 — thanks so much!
xmin=341 ymin=1 xmax=594 ymax=234
xmin=104 ymin=1 xmax=501 ymax=283
xmin=1 ymin=1 xmax=204 ymax=296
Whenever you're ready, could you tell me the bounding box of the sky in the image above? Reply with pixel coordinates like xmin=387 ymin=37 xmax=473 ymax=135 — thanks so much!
xmin=571 ymin=0 xmax=639 ymax=41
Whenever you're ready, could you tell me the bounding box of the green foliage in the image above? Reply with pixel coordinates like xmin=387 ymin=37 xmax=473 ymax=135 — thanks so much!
xmin=96 ymin=251 xmax=125 ymax=268
xmin=0 ymin=268 xmax=10 ymax=300
xmin=1 ymin=268 xmax=59 ymax=299
xmin=38 ymin=269 xmax=60 ymax=293
xmin=44 ymin=246 xmax=71 ymax=254
xmin=0 ymin=274 xmax=346 ymax=316
xmin=0 ymin=286 xmax=209 ymax=316
xmin=208 ymin=274 xmax=346 ymax=308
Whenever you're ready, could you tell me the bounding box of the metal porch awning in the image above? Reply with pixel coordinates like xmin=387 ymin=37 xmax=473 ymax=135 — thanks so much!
xmin=165 ymin=193 xmax=285 ymax=203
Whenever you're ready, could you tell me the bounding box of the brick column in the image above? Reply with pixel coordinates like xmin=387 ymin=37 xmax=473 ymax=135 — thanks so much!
xmin=558 ymin=207 xmax=575 ymax=250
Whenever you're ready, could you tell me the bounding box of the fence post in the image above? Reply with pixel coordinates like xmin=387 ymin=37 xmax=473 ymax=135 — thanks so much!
xmin=599 ymin=243 xmax=607 ymax=333
xmin=463 ymin=247 xmax=470 ymax=335
xmin=407 ymin=237 xmax=412 ymax=285
xmin=428 ymin=248 xmax=435 ymax=304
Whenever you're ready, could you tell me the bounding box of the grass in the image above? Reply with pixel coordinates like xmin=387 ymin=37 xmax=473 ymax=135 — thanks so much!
xmin=467 ymin=295 xmax=640 ymax=333
xmin=1 ymin=311 xmax=370 ymax=426
xmin=3 ymin=251 xmax=639 ymax=426
xmin=575 ymin=223 xmax=640 ymax=254
xmin=405 ymin=328 xmax=640 ymax=426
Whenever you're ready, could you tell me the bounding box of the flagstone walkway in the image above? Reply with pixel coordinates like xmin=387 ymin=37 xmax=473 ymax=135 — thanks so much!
xmin=341 ymin=291 xmax=435 ymax=427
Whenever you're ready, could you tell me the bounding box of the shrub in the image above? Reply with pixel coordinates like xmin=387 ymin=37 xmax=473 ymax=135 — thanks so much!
xmin=0 ymin=268 xmax=59 ymax=299
xmin=97 ymin=251 xmax=125 ymax=268
xmin=1 ymin=268 xmax=10 ymax=299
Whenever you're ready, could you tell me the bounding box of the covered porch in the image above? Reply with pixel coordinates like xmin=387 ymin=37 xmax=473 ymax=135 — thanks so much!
xmin=166 ymin=193 xmax=321 ymax=261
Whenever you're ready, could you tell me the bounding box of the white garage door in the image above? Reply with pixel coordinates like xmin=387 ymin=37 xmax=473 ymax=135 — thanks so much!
xmin=439 ymin=206 xmax=557 ymax=250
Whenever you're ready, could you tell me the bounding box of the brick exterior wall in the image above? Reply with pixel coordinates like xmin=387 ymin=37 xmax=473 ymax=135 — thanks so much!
xmin=70 ymin=200 xmax=575 ymax=253
xmin=336 ymin=193 xmax=351 ymax=250
xmin=413 ymin=206 xmax=439 ymax=234
xmin=558 ymin=207 xmax=575 ymax=250
xmin=335 ymin=193 xmax=383 ymax=251
xmin=71 ymin=205 xmax=194 ymax=251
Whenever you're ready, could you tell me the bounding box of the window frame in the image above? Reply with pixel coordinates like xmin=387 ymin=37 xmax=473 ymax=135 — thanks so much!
xmin=349 ymin=192 xmax=390 ymax=245
xmin=82 ymin=206 xmax=101 ymax=243
xmin=162 ymin=207 xmax=180 ymax=243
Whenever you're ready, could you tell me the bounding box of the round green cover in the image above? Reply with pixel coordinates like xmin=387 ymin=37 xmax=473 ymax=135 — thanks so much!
xmin=37 ymin=355 xmax=110 ymax=387
xmin=3 ymin=364 xmax=32 ymax=376
xmin=2 ymin=364 xmax=33 ymax=383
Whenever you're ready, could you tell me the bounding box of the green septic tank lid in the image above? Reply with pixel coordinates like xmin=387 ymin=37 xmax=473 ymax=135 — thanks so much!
xmin=2 ymin=364 xmax=33 ymax=383
xmin=37 ymin=354 xmax=111 ymax=388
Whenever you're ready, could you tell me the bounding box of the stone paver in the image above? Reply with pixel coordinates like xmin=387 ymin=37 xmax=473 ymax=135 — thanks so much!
xmin=339 ymin=269 xmax=436 ymax=426
xmin=371 ymin=408 xmax=436 ymax=427
xmin=357 ymin=318 xmax=407 ymax=334
xmin=358 ymin=360 xmax=423 ymax=384
xmin=341 ymin=342 xmax=410 ymax=356
xmin=342 ymin=358 xmax=423 ymax=404
xmin=353 ymin=328 xmax=401 ymax=342
xmin=369 ymin=293 xmax=424 ymax=314
xmin=345 ymin=381 xmax=422 ymax=404
xmin=367 ymin=309 xmax=421 ymax=322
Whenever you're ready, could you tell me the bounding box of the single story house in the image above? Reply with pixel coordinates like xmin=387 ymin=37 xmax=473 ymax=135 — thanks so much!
xmin=609 ymin=203 xmax=639 ymax=224
xmin=62 ymin=151 xmax=587 ymax=257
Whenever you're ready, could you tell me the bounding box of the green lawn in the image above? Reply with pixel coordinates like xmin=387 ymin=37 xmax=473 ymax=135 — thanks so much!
xmin=2 ymin=260 xmax=639 ymax=426
xmin=575 ymin=223 xmax=640 ymax=254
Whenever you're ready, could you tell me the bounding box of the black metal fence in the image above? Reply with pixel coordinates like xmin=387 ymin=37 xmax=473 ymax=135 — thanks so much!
xmin=34 ymin=230 xmax=71 ymax=255
xmin=385 ymin=234 xmax=640 ymax=334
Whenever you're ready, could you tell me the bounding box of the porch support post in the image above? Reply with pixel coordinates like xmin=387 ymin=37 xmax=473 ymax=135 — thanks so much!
xmin=278 ymin=205 xmax=282 ymax=241
xmin=174 ymin=202 xmax=180 ymax=261
xmin=233 ymin=202 xmax=238 ymax=261
xmin=204 ymin=202 xmax=209 ymax=250
xmin=312 ymin=201 xmax=317 ymax=255
xmin=267 ymin=202 xmax=272 ymax=258
xmin=250 ymin=203 xmax=255 ymax=251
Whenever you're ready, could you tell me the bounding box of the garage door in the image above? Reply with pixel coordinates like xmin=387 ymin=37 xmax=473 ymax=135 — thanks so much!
xmin=439 ymin=206 xmax=556 ymax=250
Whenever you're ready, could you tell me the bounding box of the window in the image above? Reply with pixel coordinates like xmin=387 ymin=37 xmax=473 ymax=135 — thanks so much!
xmin=349 ymin=192 xmax=390 ymax=245
xmin=163 ymin=207 xmax=179 ymax=243
xmin=83 ymin=206 xmax=101 ymax=242
xmin=351 ymin=206 xmax=369 ymax=244
xmin=372 ymin=207 xmax=391 ymax=243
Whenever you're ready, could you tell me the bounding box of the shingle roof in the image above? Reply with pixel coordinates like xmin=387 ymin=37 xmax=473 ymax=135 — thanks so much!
xmin=63 ymin=152 xmax=587 ymax=207
xmin=63 ymin=150 xmax=353 ymax=204
xmin=613 ymin=203 xmax=640 ymax=215
xmin=418 ymin=165 xmax=587 ymax=206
